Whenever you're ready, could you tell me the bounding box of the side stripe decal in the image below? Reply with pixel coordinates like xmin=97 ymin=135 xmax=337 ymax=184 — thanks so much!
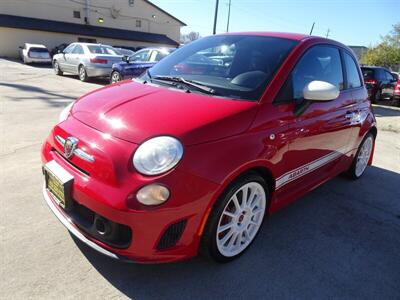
xmin=275 ymin=147 xmax=347 ymax=190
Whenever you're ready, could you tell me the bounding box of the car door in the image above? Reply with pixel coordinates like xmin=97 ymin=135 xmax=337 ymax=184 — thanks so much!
xmin=382 ymin=70 xmax=396 ymax=98
xmin=273 ymin=45 xmax=355 ymax=199
xmin=59 ymin=44 xmax=75 ymax=72
xmin=69 ymin=44 xmax=84 ymax=74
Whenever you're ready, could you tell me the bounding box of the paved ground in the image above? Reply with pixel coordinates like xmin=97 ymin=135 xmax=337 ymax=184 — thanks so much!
xmin=1 ymin=59 xmax=399 ymax=300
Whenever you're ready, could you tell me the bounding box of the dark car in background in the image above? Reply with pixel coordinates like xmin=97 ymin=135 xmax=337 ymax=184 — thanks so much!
xmin=361 ymin=66 xmax=397 ymax=103
xmin=110 ymin=47 xmax=174 ymax=83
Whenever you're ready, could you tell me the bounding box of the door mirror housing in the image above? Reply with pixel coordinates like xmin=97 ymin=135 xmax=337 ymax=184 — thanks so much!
xmin=122 ymin=55 xmax=130 ymax=63
xmin=303 ymin=80 xmax=339 ymax=101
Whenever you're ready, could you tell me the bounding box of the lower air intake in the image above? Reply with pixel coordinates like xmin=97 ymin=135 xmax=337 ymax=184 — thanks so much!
xmin=156 ymin=219 xmax=187 ymax=250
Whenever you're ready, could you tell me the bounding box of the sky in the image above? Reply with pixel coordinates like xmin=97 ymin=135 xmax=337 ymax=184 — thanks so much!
xmin=152 ymin=0 xmax=399 ymax=46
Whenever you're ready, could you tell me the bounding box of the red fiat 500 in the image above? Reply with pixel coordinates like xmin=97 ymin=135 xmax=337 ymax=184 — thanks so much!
xmin=42 ymin=32 xmax=376 ymax=263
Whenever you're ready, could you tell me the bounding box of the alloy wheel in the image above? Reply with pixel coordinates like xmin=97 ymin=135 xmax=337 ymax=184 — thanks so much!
xmin=355 ymin=136 xmax=373 ymax=177
xmin=216 ymin=182 xmax=266 ymax=257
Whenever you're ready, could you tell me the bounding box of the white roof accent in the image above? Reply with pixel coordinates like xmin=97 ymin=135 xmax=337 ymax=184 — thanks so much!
xmin=25 ymin=43 xmax=48 ymax=49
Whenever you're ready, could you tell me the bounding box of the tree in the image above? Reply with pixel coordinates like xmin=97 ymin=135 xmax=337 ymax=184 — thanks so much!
xmin=180 ymin=31 xmax=201 ymax=44
xmin=360 ymin=23 xmax=400 ymax=68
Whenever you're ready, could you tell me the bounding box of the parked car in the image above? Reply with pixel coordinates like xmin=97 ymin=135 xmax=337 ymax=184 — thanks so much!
xmin=52 ymin=43 xmax=123 ymax=81
xmin=42 ymin=32 xmax=376 ymax=264
xmin=113 ymin=47 xmax=135 ymax=57
xmin=50 ymin=43 xmax=69 ymax=57
xmin=360 ymin=66 xmax=397 ymax=103
xmin=110 ymin=47 xmax=174 ymax=83
xmin=391 ymin=72 xmax=400 ymax=105
xmin=19 ymin=43 xmax=51 ymax=64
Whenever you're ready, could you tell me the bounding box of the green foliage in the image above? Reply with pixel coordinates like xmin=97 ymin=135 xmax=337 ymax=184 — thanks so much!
xmin=360 ymin=23 xmax=400 ymax=67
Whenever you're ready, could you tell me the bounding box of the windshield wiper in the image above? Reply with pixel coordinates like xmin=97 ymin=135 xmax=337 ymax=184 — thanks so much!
xmin=151 ymin=76 xmax=217 ymax=95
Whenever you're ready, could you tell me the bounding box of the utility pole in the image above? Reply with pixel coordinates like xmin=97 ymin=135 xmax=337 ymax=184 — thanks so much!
xmin=326 ymin=28 xmax=330 ymax=38
xmin=213 ymin=0 xmax=219 ymax=35
xmin=85 ymin=0 xmax=90 ymax=24
xmin=309 ymin=22 xmax=315 ymax=35
xmin=226 ymin=0 xmax=232 ymax=32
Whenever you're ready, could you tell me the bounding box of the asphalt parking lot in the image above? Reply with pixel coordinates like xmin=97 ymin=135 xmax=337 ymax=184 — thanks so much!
xmin=1 ymin=58 xmax=399 ymax=299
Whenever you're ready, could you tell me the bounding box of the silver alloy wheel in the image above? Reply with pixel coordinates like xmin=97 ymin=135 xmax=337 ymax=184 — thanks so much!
xmin=111 ymin=72 xmax=120 ymax=83
xmin=79 ymin=66 xmax=86 ymax=81
xmin=54 ymin=62 xmax=59 ymax=73
xmin=216 ymin=182 xmax=266 ymax=257
xmin=355 ymin=136 xmax=373 ymax=177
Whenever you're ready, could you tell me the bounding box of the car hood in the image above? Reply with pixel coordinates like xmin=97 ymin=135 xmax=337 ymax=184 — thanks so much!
xmin=71 ymin=81 xmax=259 ymax=145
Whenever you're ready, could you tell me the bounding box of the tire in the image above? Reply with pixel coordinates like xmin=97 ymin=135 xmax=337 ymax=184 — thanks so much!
xmin=78 ymin=65 xmax=88 ymax=82
xmin=373 ymin=90 xmax=381 ymax=103
xmin=201 ymin=172 xmax=268 ymax=263
xmin=110 ymin=71 xmax=121 ymax=83
xmin=346 ymin=133 xmax=374 ymax=180
xmin=53 ymin=60 xmax=63 ymax=76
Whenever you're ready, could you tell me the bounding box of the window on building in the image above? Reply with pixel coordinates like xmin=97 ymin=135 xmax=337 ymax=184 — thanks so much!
xmin=73 ymin=11 xmax=81 ymax=19
xmin=136 ymin=20 xmax=142 ymax=28
xmin=78 ymin=37 xmax=97 ymax=43
xmin=129 ymin=0 xmax=135 ymax=6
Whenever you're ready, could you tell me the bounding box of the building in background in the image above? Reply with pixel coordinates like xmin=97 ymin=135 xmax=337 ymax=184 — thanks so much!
xmin=0 ymin=0 xmax=185 ymax=58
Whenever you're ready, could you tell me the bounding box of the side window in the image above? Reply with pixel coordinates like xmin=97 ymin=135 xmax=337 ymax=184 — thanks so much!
xmin=64 ymin=44 xmax=75 ymax=54
xmin=149 ymin=50 xmax=158 ymax=62
xmin=385 ymin=71 xmax=394 ymax=81
xmin=275 ymin=46 xmax=344 ymax=102
xmin=131 ymin=50 xmax=150 ymax=62
xmin=72 ymin=45 xmax=84 ymax=54
xmin=343 ymin=52 xmax=362 ymax=89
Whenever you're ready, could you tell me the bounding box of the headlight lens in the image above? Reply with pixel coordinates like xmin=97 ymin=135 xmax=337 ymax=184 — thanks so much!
xmin=58 ymin=102 xmax=74 ymax=123
xmin=133 ymin=136 xmax=183 ymax=175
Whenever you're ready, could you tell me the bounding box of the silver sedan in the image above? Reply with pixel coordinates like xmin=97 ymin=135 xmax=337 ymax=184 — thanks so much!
xmin=52 ymin=43 xmax=123 ymax=81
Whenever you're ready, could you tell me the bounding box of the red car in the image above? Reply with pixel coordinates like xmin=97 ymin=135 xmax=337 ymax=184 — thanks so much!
xmin=42 ymin=32 xmax=376 ymax=263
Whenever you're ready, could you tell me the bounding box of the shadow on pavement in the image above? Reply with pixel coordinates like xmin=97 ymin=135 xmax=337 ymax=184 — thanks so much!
xmin=372 ymin=106 xmax=400 ymax=118
xmin=72 ymin=166 xmax=400 ymax=299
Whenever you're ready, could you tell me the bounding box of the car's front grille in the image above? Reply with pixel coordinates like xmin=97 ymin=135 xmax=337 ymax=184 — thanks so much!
xmin=53 ymin=149 xmax=90 ymax=176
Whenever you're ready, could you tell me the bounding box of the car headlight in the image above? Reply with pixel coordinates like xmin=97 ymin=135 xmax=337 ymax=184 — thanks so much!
xmin=133 ymin=136 xmax=183 ymax=175
xmin=58 ymin=102 xmax=74 ymax=123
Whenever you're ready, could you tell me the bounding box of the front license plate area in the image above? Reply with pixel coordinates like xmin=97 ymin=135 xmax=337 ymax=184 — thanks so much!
xmin=44 ymin=160 xmax=74 ymax=211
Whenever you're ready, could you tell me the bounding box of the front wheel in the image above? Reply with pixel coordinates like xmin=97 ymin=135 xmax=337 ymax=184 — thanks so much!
xmin=347 ymin=133 xmax=374 ymax=179
xmin=53 ymin=60 xmax=63 ymax=75
xmin=110 ymin=71 xmax=121 ymax=83
xmin=201 ymin=173 xmax=268 ymax=262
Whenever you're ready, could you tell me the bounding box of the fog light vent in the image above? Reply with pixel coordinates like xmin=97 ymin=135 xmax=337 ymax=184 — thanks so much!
xmin=156 ymin=219 xmax=187 ymax=250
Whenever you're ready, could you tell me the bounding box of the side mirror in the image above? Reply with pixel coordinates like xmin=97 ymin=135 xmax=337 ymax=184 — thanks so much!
xmin=122 ymin=55 xmax=130 ymax=63
xmin=303 ymin=80 xmax=339 ymax=101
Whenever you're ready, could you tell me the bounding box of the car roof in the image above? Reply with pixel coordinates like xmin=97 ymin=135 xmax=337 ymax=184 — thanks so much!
xmin=25 ymin=43 xmax=47 ymax=48
xmin=72 ymin=42 xmax=113 ymax=47
xmin=138 ymin=47 xmax=175 ymax=51
xmin=221 ymin=31 xmax=310 ymax=41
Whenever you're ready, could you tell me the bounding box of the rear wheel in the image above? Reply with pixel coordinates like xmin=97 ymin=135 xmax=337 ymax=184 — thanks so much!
xmin=53 ymin=60 xmax=63 ymax=75
xmin=110 ymin=71 xmax=121 ymax=83
xmin=346 ymin=133 xmax=374 ymax=179
xmin=78 ymin=65 xmax=88 ymax=82
xmin=201 ymin=173 xmax=268 ymax=262
xmin=373 ymin=90 xmax=381 ymax=103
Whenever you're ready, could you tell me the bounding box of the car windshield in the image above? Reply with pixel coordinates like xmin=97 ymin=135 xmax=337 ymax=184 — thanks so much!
xmin=87 ymin=45 xmax=119 ymax=55
xmin=118 ymin=49 xmax=135 ymax=56
xmin=141 ymin=35 xmax=298 ymax=101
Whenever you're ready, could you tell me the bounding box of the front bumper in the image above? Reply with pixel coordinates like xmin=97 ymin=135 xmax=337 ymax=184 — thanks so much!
xmin=41 ymin=118 xmax=219 ymax=263
xmin=42 ymin=184 xmax=131 ymax=261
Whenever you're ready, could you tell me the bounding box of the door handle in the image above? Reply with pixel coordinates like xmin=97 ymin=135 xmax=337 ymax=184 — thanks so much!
xmin=345 ymin=112 xmax=354 ymax=119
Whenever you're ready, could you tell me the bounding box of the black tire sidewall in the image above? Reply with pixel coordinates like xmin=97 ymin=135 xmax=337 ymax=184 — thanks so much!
xmin=111 ymin=71 xmax=120 ymax=83
xmin=201 ymin=173 xmax=269 ymax=263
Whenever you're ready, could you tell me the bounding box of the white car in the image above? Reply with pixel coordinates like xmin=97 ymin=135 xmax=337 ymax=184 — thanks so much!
xmin=19 ymin=43 xmax=51 ymax=64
